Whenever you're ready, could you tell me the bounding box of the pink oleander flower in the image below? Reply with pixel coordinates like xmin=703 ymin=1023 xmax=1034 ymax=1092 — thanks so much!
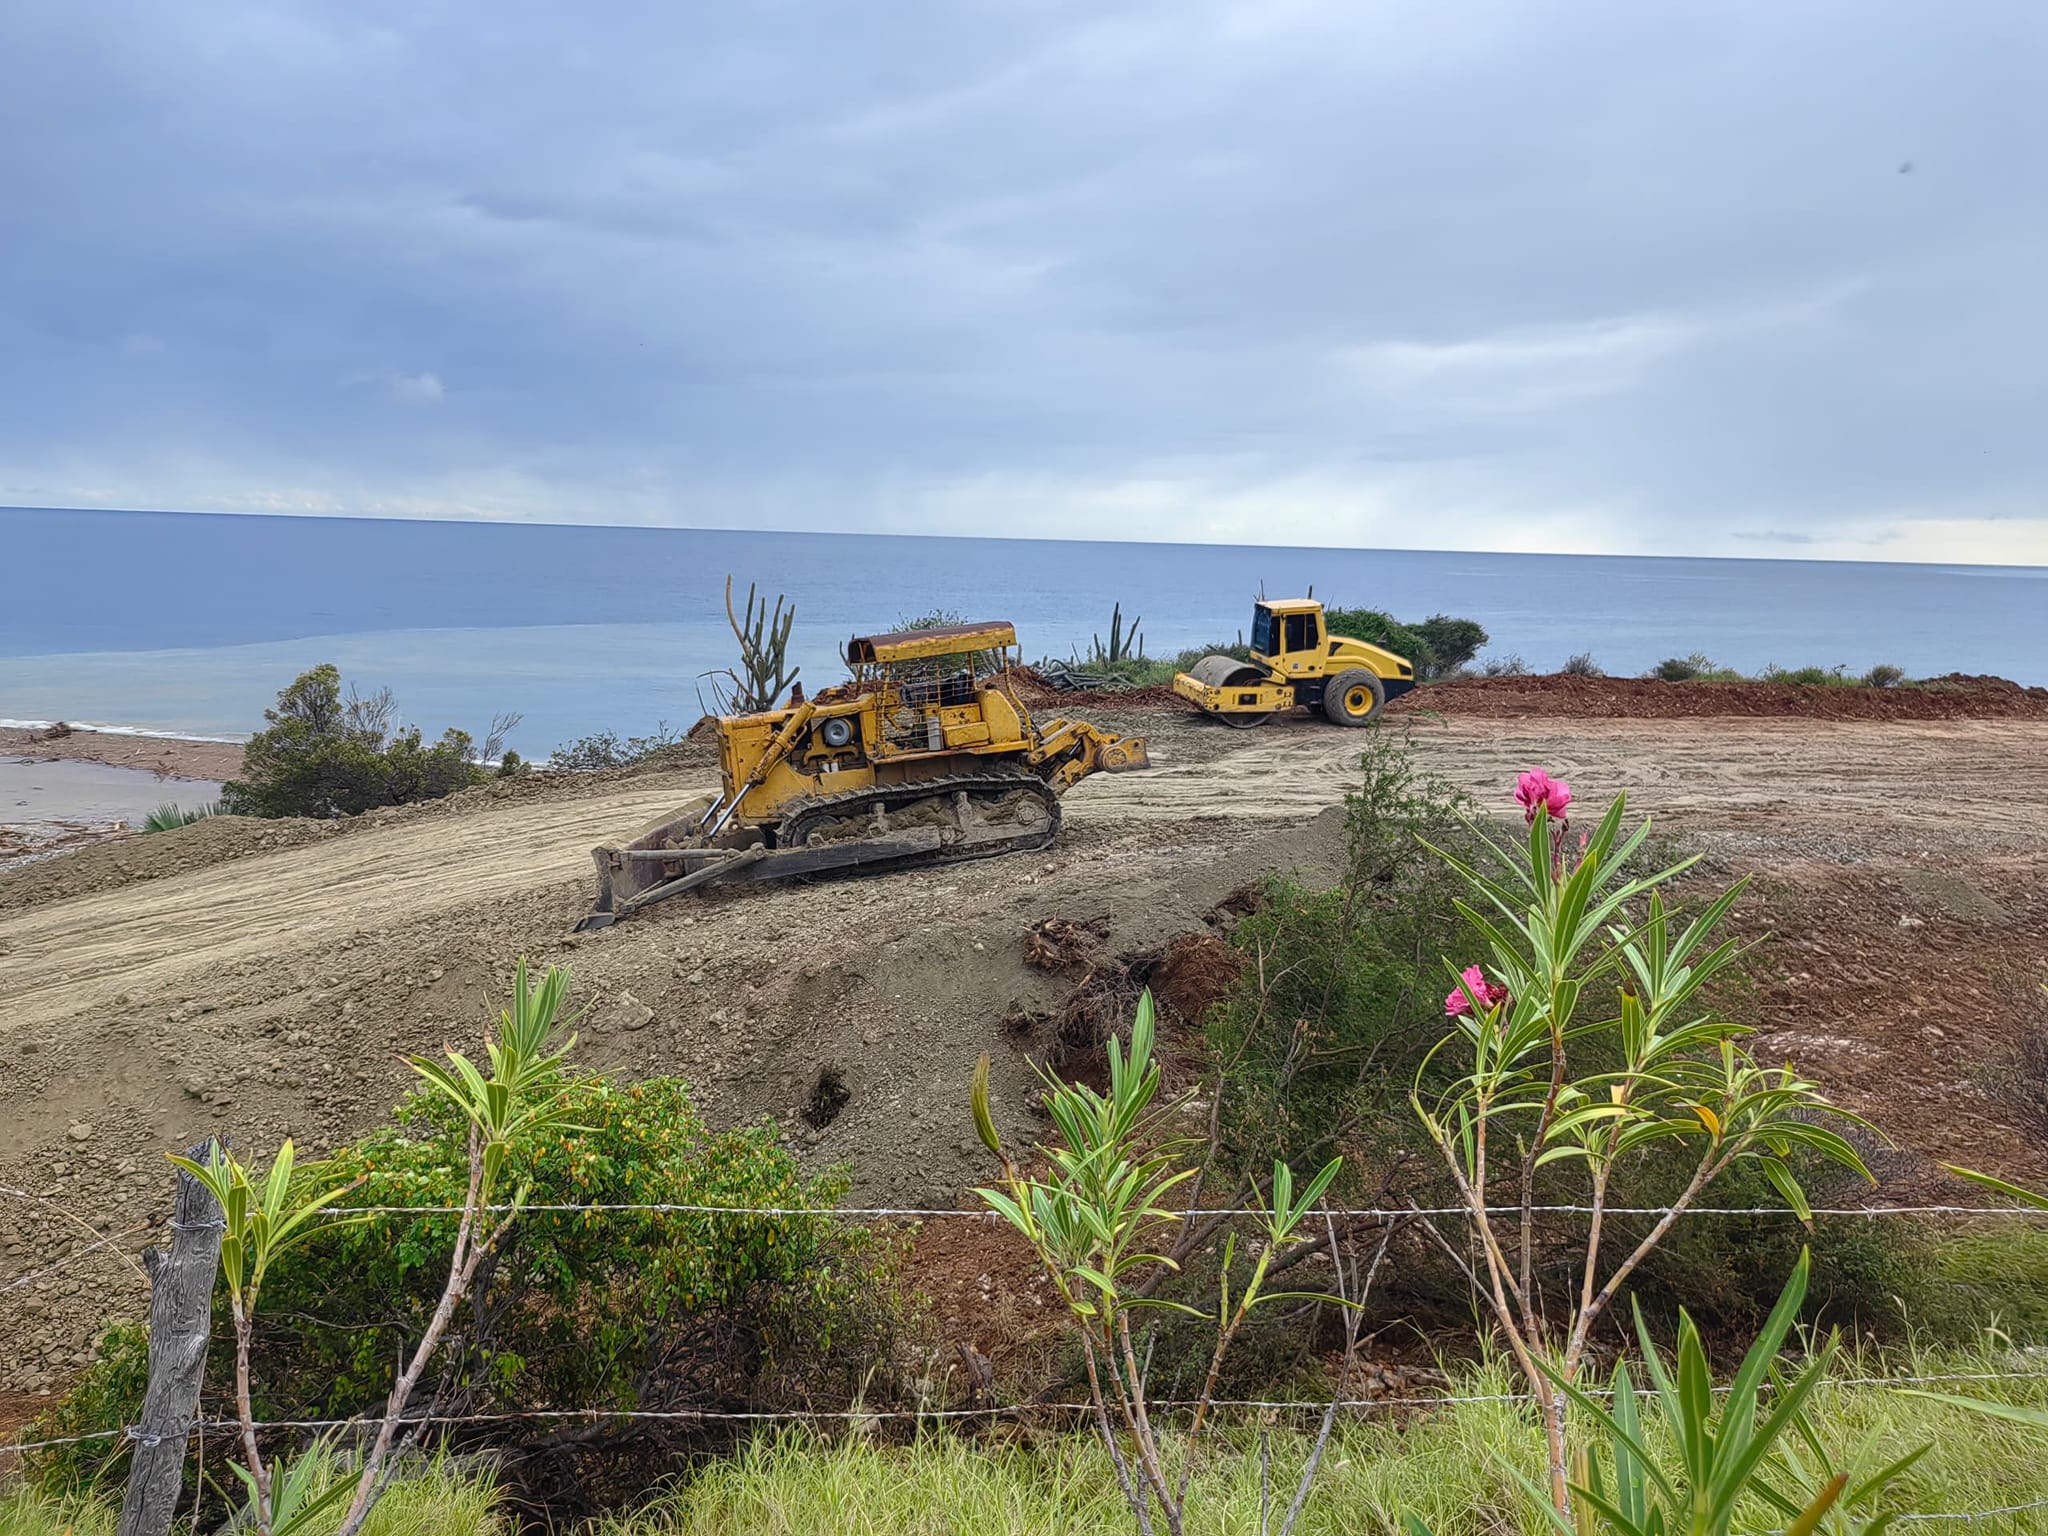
xmin=1515 ymin=769 xmax=1572 ymax=824
xmin=1445 ymin=964 xmax=1509 ymax=1019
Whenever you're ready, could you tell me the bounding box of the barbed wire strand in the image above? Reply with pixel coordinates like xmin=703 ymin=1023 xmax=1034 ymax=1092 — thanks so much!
xmin=7 ymin=1368 xmax=2046 ymax=1457
xmin=7 ymin=1202 xmax=2035 ymax=1295
xmin=0 ymin=1186 xmax=150 ymax=1287
xmin=1896 ymin=1497 xmax=2048 ymax=1524
xmin=313 ymin=1201 xmax=2048 ymax=1220
xmin=1 ymin=1225 xmax=154 ymax=1296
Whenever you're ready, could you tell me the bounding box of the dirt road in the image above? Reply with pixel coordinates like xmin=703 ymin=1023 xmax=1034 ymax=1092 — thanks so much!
xmin=3 ymin=708 xmax=2046 ymax=1390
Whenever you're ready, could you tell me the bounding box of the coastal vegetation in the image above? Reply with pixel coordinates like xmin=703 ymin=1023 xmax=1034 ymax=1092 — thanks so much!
xmin=221 ymin=665 xmax=522 ymax=819
xmin=548 ymin=721 xmax=690 ymax=770
xmin=1648 ymin=654 xmax=1911 ymax=688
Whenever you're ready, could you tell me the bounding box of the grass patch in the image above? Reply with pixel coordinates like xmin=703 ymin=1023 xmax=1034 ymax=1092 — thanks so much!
xmin=1930 ymin=1226 xmax=2048 ymax=1340
xmin=0 ymin=1456 xmax=504 ymax=1536
xmin=0 ymin=1487 xmax=118 ymax=1536
xmin=16 ymin=1348 xmax=2048 ymax=1534
xmin=595 ymin=1349 xmax=2048 ymax=1535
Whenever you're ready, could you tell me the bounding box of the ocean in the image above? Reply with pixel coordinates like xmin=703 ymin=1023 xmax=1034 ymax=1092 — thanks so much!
xmin=3 ymin=506 xmax=2044 ymax=757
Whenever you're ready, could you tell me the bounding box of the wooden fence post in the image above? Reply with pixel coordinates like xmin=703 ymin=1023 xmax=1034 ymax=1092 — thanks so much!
xmin=117 ymin=1139 xmax=225 ymax=1536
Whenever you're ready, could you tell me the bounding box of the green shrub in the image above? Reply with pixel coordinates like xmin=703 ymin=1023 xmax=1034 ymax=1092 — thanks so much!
xmin=1561 ymin=650 xmax=1604 ymax=676
xmin=1865 ymin=663 xmax=1907 ymax=689
xmin=1196 ymin=732 xmax=1973 ymax=1357
xmin=1325 ymin=604 xmax=1493 ymax=678
xmin=1615 ymin=1149 xmax=1919 ymax=1338
xmin=897 ymin=607 xmax=968 ymax=630
xmin=1479 ymin=653 xmax=1529 ymax=678
xmin=1408 ymin=614 xmax=1490 ymax=679
xmin=235 ymin=1075 xmax=898 ymax=1472
xmin=550 ymin=722 xmax=687 ymax=770
xmin=221 ymin=665 xmax=502 ymax=819
xmin=1205 ymin=729 xmax=1472 ymax=1177
xmin=1648 ymin=652 xmax=1722 ymax=682
xmin=32 ymin=1082 xmax=900 ymax=1513
xmin=139 ymin=800 xmax=222 ymax=832
xmin=886 ymin=606 xmax=1009 ymax=679
xmin=1322 ymin=608 xmax=1427 ymax=670
xmin=18 ymin=1322 xmax=150 ymax=1498
xmin=1761 ymin=663 xmax=1850 ymax=687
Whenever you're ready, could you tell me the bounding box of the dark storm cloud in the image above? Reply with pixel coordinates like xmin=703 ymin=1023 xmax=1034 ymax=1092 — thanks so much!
xmin=2 ymin=1 xmax=2044 ymax=561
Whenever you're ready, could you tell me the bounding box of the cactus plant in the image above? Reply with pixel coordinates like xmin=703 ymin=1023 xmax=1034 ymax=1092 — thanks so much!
xmin=722 ymin=574 xmax=799 ymax=711
xmin=1090 ymin=601 xmax=1144 ymax=665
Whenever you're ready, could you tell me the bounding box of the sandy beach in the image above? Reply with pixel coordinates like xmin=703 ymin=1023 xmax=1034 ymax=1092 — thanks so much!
xmin=0 ymin=723 xmax=244 ymax=781
xmin=0 ymin=726 xmax=238 ymax=865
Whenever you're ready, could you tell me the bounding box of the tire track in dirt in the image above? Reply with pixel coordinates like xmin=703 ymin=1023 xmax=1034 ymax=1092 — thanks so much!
xmin=0 ymin=781 xmax=698 ymax=1030
xmin=1398 ymin=716 xmax=2048 ymax=850
xmin=1095 ymin=714 xmax=2048 ymax=850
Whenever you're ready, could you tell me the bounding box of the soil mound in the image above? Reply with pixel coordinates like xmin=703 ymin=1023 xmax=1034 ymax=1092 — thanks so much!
xmin=1399 ymin=673 xmax=2048 ymax=722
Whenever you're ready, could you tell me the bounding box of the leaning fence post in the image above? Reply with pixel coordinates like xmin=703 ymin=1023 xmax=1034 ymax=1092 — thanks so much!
xmin=117 ymin=1139 xmax=225 ymax=1536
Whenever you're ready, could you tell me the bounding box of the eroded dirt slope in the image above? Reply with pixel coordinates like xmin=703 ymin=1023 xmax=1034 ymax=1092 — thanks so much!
xmin=4 ymin=707 xmax=2047 ymax=1391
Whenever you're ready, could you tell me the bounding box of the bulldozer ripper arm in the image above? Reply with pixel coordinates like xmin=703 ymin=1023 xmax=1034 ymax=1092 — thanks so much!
xmin=1028 ymin=718 xmax=1148 ymax=791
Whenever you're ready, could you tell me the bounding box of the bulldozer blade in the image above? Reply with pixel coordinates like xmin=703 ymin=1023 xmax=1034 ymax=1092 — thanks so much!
xmin=578 ymin=827 xmax=952 ymax=931
xmin=725 ymin=827 xmax=944 ymax=883
xmin=614 ymin=844 xmax=771 ymax=917
xmin=577 ymin=798 xmax=719 ymax=931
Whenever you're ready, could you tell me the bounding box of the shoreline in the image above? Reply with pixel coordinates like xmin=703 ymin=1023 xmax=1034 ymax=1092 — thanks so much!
xmin=0 ymin=724 xmax=244 ymax=782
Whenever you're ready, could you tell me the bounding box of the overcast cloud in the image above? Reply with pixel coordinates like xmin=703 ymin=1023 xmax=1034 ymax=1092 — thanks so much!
xmin=2 ymin=1 xmax=2044 ymax=562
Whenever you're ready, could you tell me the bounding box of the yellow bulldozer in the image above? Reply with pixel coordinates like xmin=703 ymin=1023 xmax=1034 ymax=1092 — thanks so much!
xmin=1172 ymin=597 xmax=1414 ymax=729
xmin=577 ymin=621 xmax=1148 ymax=929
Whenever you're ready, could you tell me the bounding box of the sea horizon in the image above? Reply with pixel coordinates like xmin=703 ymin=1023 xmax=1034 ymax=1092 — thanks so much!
xmin=10 ymin=501 xmax=2048 ymax=571
xmin=5 ymin=505 xmax=2045 ymax=755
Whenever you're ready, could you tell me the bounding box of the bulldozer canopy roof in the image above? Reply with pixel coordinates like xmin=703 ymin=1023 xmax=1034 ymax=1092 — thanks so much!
xmin=846 ymin=621 xmax=1017 ymax=664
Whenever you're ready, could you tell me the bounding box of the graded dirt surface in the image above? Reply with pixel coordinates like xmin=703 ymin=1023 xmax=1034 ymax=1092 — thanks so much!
xmin=4 ymin=698 xmax=2047 ymax=1393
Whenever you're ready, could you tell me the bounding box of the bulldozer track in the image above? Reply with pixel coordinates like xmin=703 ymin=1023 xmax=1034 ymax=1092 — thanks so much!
xmin=777 ymin=770 xmax=1063 ymax=873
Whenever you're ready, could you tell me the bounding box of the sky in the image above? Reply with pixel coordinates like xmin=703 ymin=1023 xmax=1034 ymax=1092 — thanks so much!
xmin=2 ymin=2 xmax=2045 ymax=564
